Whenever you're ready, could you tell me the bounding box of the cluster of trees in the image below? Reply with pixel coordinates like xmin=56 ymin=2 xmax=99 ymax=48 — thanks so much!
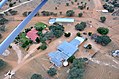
xmin=47 ymin=68 xmax=57 ymax=76
xmin=67 ymin=58 xmax=86 ymax=79
xmin=23 ymin=11 xmax=39 ymax=17
xmin=66 ymin=10 xmax=75 ymax=17
xmin=0 ymin=18 xmax=8 ymax=25
xmin=103 ymin=3 xmax=114 ymax=13
xmin=95 ymin=35 xmax=111 ymax=46
xmin=78 ymin=2 xmax=87 ymax=10
xmin=15 ymin=32 xmax=33 ymax=48
xmin=41 ymin=11 xmax=57 ymax=16
xmin=97 ymin=27 xmax=109 ymax=35
xmin=49 ymin=24 xmax=64 ymax=38
xmin=75 ymin=22 xmax=87 ymax=31
xmin=31 ymin=74 xmax=43 ymax=79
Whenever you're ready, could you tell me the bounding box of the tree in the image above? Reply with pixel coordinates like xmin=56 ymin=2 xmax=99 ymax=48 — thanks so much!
xmin=35 ymin=37 xmax=40 ymax=43
xmin=0 ymin=33 xmax=2 ymax=39
xmin=86 ymin=44 xmax=92 ymax=49
xmin=49 ymin=24 xmax=64 ymax=38
xmin=75 ymin=22 xmax=87 ymax=31
xmin=64 ymin=32 xmax=71 ymax=37
xmin=66 ymin=10 xmax=75 ymax=17
xmin=0 ymin=18 xmax=8 ymax=25
xmin=78 ymin=13 xmax=83 ymax=17
xmin=0 ymin=59 xmax=6 ymax=69
xmin=66 ymin=3 xmax=69 ymax=6
xmin=76 ymin=32 xmax=81 ymax=37
xmin=67 ymin=58 xmax=86 ymax=79
xmin=88 ymin=32 xmax=92 ymax=36
xmin=47 ymin=68 xmax=57 ymax=76
xmin=95 ymin=36 xmax=111 ymax=46
xmin=67 ymin=55 xmax=75 ymax=63
xmin=97 ymin=27 xmax=109 ymax=35
xmin=31 ymin=74 xmax=43 ymax=79
xmin=39 ymin=43 xmax=47 ymax=50
xmin=75 ymin=0 xmax=77 ymax=2
xmin=100 ymin=16 xmax=106 ymax=23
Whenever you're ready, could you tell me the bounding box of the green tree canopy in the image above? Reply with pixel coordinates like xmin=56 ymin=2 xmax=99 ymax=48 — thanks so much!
xmin=66 ymin=10 xmax=75 ymax=17
xmin=100 ymin=16 xmax=106 ymax=23
xmin=97 ymin=27 xmax=109 ymax=35
xmin=47 ymin=68 xmax=57 ymax=76
xmin=0 ymin=59 xmax=7 ymax=69
xmin=31 ymin=74 xmax=43 ymax=79
xmin=75 ymin=22 xmax=87 ymax=31
xmin=95 ymin=35 xmax=111 ymax=46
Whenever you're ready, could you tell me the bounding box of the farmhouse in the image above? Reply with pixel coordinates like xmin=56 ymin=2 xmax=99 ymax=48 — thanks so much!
xmin=48 ymin=37 xmax=85 ymax=67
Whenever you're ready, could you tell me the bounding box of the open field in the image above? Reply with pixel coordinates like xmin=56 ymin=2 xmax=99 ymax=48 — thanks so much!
xmin=0 ymin=0 xmax=119 ymax=79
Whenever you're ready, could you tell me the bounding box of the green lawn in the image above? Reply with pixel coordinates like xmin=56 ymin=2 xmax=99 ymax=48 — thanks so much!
xmin=34 ymin=22 xmax=47 ymax=29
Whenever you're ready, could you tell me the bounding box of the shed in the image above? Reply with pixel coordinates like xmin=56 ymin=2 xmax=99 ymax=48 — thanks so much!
xmin=49 ymin=18 xmax=74 ymax=24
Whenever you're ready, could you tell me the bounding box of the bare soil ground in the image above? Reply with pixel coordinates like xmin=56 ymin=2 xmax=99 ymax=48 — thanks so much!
xmin=0 ymin=0 xmax=119 ymax=79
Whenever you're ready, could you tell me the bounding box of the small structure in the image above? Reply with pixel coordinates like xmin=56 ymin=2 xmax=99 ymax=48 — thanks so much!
xmin=26 ymin=28 xmax=39 ymax=42
xmin=48 ymin=37 xmax=85 ymax=67
xmin=96 ymin=10 xmax=108 ymax=13
xmin=49 ymin=18 xmax=75 ymax=24
xmin=63 ymin=61 xmax=69 ymax=67
xmin=112 ymin=50 xmax=119 ymax=57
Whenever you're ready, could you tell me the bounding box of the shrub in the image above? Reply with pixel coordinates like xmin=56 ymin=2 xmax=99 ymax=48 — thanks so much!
xmin=78 ymin=13 xmax=83 ymax=17
xmin=75 ymin=22 xmax=87 ymax=31
xmin=66 ymin=3 xmax=69 ymax=6
xmin=100 ymin=16 xmax=106 ymax=23
xmin=64 ymin=32 xmax=71 ymax=37
xmin=66 ymin=10 xmax=75 ymax=17
xmin=67 ymin=55 xmax=75 ymax=63
xmin=47 ymin=68 xmax=57 ymax=76
xmin=0 ymin=59 xmax=6 ymax=69
xmin=31 ymin=74 xmax=43 ymax=79
xmin=88 ymin=32 xmax=92 ymax=36
xmin=76 ymin=32 xmax=81 ymax=37
xmin=39 ymin=43 xmax=47 ymax=50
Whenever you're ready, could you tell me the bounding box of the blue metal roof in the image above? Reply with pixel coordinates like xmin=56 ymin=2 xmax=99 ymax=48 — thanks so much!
xmin=57 ymin=41 xmax=78 ymax=57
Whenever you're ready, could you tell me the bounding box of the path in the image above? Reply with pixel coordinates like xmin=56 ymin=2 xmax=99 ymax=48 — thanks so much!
xmin=0 ymin=0 xmax=33 ymax=14
xmin=11 ymin=43 xmax=23 ymax=64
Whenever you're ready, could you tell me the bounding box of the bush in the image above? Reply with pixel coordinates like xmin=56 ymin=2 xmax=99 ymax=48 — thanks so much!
xmin=35 ymin=37 xmax=40 ymax=43
xmin=47 ymin=68 xmax=57 ymax=76
xmin=64 ymin=32 xmax=71 ymax=37
xmin=31 ymin=74 xmax=43 ymax=79
xmin=66 ymin=3 xmax=69 ymax=6
xmin=75 ymin=22 xmax=87 ymax=31
xmin=39 ymin=43 xmax=47 ymax=50
xmin=66 ymin=10 xmax=75 ymax=17
xmin=88 ymin=32 xmax=92 ymax=36
xmin=100 ymin=16 xmax=106 ymax=23
xmin=86 ymin=44 xmax=92 ymax=49
xmin=78 ymin=13 xmax=83 ymax=17
xmin=76 ymin=32 xmax=81 ymax=37
xmin=0 ymin=59 xmax=6 ymax=69
xmin=97 ymin=27 xmax=109 ymax=35
xmin=67 ymin=55 xmax=75 ymax=63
